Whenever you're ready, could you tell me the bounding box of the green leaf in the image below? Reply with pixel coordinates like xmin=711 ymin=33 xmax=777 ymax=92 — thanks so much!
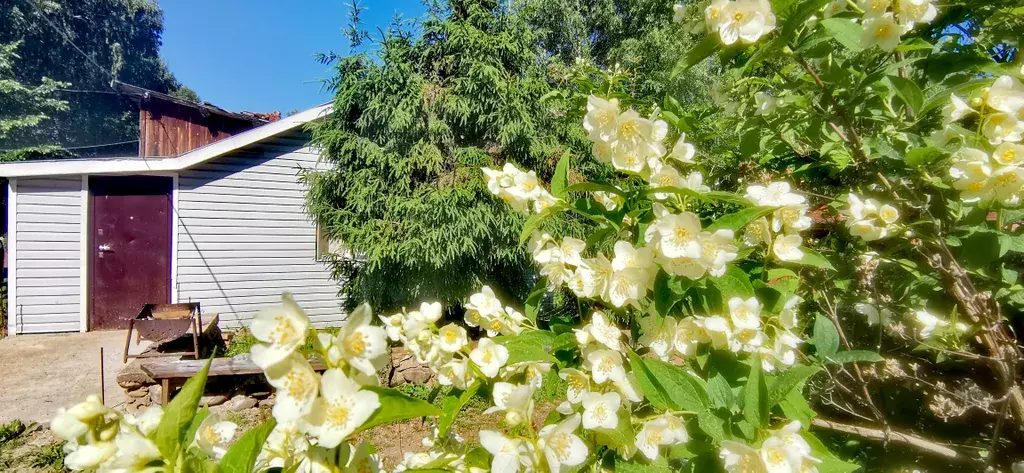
xmin=711 ymin=265 xmax=756 ymax=300
xmin=706 ymin=206 xmax=776 ymax=232
xmin=654 ymin=271 xmax=688 ymax=317
xmin=616 ymin=458 xmax=673 ymax=473
xmin=646 ymin=187 xmax=751 ymax=207
xmin=804 ymin=433 xmax=862 ymax=473
xmin=551 ymin=151 xmax=571 ymax=198
xmin=962 ymin=230 xmax=1007 ymax=267
xmin=627 ymin=352 xmax=673 ymax=411
xmin=155 ymin=358 xmax=212 ymax=463
xmin=707 ymin=374 xmax=735 ymax=410
xmin=743 ymin=357 xmax=768 ymax=429
xmin=563 ymin=182 xmax=626 ymax=197
xmin=439 ymin=382 xmax=481 ymax=437
xmin=794 ymin=247 xmax=836 ymax=271
xmin=766 ymin=268 xmax=800 ymax=294
xmin=518 ymin=205 xmax=562 ymax=245
xmin=498 ymin=331 xmax=559 ymax=364
xmin=697 ymin=409 xmax=726 ymax=442
xmin=781 ymin=0 xmax=833 ymax=37
xmin=524 ymin=277 xmax=548 ymax=323
xmin=820 ymin=18 xmax=865 ymax=52
xmin=220 ymin=419 xmax=276 ymax=473
xmin=675 ymin=35 xmax=720 ymax=75
xmin=183 ymin=408 xmax=210 ymax=448
xmin=741 ymin=36 xmax=785 ymax=73
xmin=356 ymin=387 xmax=442 ymax=433
xmin=768 ymin=364 xmax=821 ymax=406
xmin=826 ymin=350 xmax=884 ymax=364
xmin=643 ymin=358 xmax=709 ymax=411
xmin=779 ymin=388 xmax=817 ymax=426
xmin=813 ymin=314 xmax=840 ymax=358
xmin=895 ymin=37 xmax=934 ymax=52
xmin=905 ymin=147 xmax=943 ymax=167
xmin=888 ymin=75 xmax=924 ymax=115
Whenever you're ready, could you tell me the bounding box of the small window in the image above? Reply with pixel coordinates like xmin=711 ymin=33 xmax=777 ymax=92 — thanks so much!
xmin=315 ymin=223 xmax=345 ymax=261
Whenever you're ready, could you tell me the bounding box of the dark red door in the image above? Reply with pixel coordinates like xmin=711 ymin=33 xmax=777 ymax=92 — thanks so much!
xmin=90 ymin=176 xmax=172 ymax=330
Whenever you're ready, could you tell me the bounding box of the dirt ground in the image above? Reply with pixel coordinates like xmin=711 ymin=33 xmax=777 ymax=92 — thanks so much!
xmin=0 ymin=331 xmax=129 ymax=425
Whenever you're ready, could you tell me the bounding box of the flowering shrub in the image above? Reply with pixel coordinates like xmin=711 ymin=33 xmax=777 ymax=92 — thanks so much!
xmin=49 ymin=0 xmax=1024 ymax=470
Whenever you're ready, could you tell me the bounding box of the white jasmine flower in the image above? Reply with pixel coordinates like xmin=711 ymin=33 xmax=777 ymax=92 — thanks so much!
xmin=717 ymin=0 xmax=777 ymax=45
xmin=698 ymin=315 xmax=733 ymax=350
xmin=779 ymin=296 xmax=802 ymax=329
xmin=772 ymin=234 xmax=805 ymax=261
xmin=606 ymin=267 xmax=650 ymax=308
xmin=669 ymin=133 xmax=697 ymax=163
xmin=772 ymin=204 xmax=812 ymax=234
xmin=64 ymin=443 xmax=117 ymax=471
xmin=728 ymin=297 xmax=762 ymax=330
xmin=438 ymin=323 xmax=469 ymax=353
xmin=754 ymin=91 xmax=779 ymax=116
xmin=469 ymin=338 xmax=510 ymax=378
xmin=108 ymin=430 xmax=162 ymax=471
xmin=705 ymin=0 xmax=730 ymax=31
xmin=437 ymin=358 xmax=471 ymax=390
xmin=510 ymin=170 xmax=542 ymax=201
xmin=575 ymin=311 xmax=623 ymax=351
xmin=858 ymin=0 xmax=890 ymax=17
xmin=480 ymin=430 xmax=534 ymax=473
xmin=849 ymin=220 xmax=888 ymax=241
xmin=681 ymin=170 xmax=711 ymax=193
xmin=861 ymin=13 xmax=908 ymax=51
xmin=985 ymin=75 xmax=1024 ymax=114
xmin=615 ymin=109 xmax=656 ymax=149
xmin=914 ymin=309 xmax=948 ymax=338
xmin=264 ymin=353 xmax=320 ymax=423
xmin=578 ymin=253 xmax=614 ymax=298
xmin=674 ymin=318 xmax=707 ymax=357
xmin=983 ymin=112 xmax=1024 ymax=145
xmin=746 ymin=181 xmax=805 ymax=207
xmin=697 ymin=229 xmax=739 ymax=277
xmin=559 ymin=368 xmax=591 ymax=404
xmin=636 ymin=415 xmax=689 ymax=460
xmin=594 ymin=190 xmax=621 ymax=211
xmin=585 ymin=349 xmax=627 ymax=384
xmin=194 ymin=414 xmax=238 ymax=460
xmin=380 ymin=313 xmax=404 ymax=341
xmin=898 ymin=0 xmax=938 ymax=27
xmin=485 ymin=383 xmax=535 ymax=427
xmin=568 ymin=268 xmax=597 ymax=298
xmin=990 ymin=166 xmax=1024 ymax=205
xmin=612 ymin=240 xmax=655 ymax=271
xmin=538 ymin=414 xmax=588 ymax=473
xmin=639 ymin=315 xmax=677 ymax=361
xmin=878 ymin=204 xmax=899 ymax=225
xmin=307 ymin=369 xmax=381 ymax=448
xmin=655 ymin=212 xmax=703 ymax=259
xmin=611 ymin=144 xmax=651 ymax=174
xmin=613 ymin=373 xmax=645 ymax=403
xmin=744 ymin=217 xmax=772 ymax=246
xmin=720 ymin=440 xmax=765 ymax=473
xmin=649 ymin=164 xmax=686 ymax=199
xmin=250 ymin=293 xmax=311 ymax=369
xmin=581 ymin=392 xmax=621 ymax=430
xmin=993 ymin=142 xmax=1024 ymax=166
xmin=466 ymin=286 xmax=504 ymax=319
xmin=943 ymin=95 xmax=975 ymax=125
xmin=842 ymin=193 xmax=878 ymax=221
xmin=335 ymin=303 xmax=388 ymax=376
xmin=583 ymin=96 xmax=621 ymax=142
xmin=533 ymin=189 xmax=560 ymax=213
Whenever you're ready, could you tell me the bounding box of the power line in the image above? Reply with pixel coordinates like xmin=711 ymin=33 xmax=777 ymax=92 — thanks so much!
xmin=22 ymin=0 xmax=115 ymax=81
xmin=0 ymin=139 xmax=138 ymax=153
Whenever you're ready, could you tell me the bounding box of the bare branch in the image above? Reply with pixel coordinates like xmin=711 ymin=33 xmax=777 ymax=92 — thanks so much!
xmin=810 ymin=418 xmax=965 ymax=461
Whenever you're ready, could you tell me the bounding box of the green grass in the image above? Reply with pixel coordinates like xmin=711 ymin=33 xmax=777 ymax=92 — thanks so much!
xmin=30 ymin=443 xmax=66 ymax=470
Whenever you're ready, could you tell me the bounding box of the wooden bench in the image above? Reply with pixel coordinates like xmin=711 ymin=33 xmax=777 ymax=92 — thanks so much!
xmin=141 ymin=357 xmax=327 ymax=405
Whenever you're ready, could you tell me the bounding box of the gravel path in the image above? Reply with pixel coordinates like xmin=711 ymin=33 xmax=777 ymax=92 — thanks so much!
xmin=0 ymin=331 xmax=129 ymax=425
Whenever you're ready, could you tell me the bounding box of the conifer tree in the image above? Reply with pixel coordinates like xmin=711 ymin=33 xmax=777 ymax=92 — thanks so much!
xmin=307 ymin=0 xmax=594 ymax=310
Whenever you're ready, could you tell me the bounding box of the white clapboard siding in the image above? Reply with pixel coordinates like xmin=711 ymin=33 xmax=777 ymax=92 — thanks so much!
xmin=13 ymin=177 xmax=82 ymax=334
xmin=176 ymin=130 xmax=342 ymax=328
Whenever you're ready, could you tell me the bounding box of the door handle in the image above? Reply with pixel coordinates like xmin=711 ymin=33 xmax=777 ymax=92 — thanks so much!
xmin=98 ymin=244 xmax=113 ymax=252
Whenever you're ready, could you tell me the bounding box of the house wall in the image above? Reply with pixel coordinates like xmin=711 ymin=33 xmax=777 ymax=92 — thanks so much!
xmin=10 ymin=177 xmax=84 ymax=334
xmin=176 ymin=130 xmax=344 ymax=328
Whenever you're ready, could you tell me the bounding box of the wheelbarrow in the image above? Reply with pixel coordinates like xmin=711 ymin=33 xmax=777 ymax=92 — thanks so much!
xmin=122 ymin=303 xmax=203 ymax=363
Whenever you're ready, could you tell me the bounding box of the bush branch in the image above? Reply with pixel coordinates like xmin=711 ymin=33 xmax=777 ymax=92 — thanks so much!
xmin=810 ymin=418 xmax=965 ymax=461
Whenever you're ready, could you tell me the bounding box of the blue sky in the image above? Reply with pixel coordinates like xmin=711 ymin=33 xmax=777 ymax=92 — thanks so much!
xmin=160 ymin=0 xmax=425 ymax=114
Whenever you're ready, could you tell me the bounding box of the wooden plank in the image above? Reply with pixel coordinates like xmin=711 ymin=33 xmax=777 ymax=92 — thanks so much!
xmin=142 ymin=357 xmax=327 ymax=380
xmin=176 ymin=263 xmax=328 ymax=276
